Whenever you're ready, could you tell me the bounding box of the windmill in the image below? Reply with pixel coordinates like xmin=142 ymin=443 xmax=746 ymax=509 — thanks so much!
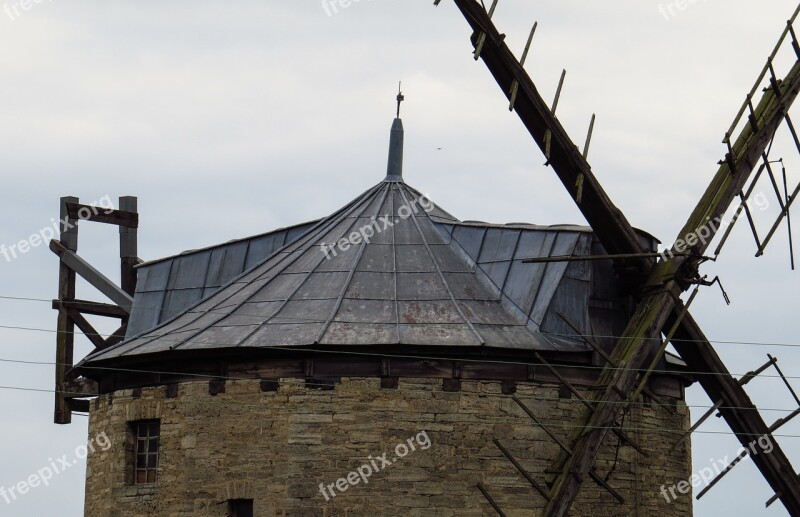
xmin=435 ymin=0 xmax=800 ymax=514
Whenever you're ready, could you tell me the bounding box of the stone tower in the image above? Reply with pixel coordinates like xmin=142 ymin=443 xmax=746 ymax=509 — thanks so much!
xmin=77 ymin=115 xmax=693 ymax=516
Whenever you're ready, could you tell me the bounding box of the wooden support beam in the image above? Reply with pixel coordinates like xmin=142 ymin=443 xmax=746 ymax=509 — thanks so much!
xmin=102 ymin=323 xmax=128 ymax=350
xmin=696 ymin=406 xmax=800 ymax=500
xmin=53 ymin=196 xmax=139 ymax=424
xmin=448 ymin=0 xmax=648 ymax=265
xmin=66 ymin=309 xmax=106 ymax=350
xmin=556 ymin=310 xmax=674 ymax=414
xmin=55 ymin=196 xmax=78 ymax=425
xmin=445 ymin=1 xmax=800 ymax=514
xmin=65 ymin=202 xmax=138 ymax=228
xmin=477 ymin=483 xmax=506 ymax=516
xmin=118 ymin=196 xmax=138 ymax=298
xmin=669 ymin=311 xmax=800 ymax=511
xmin=51 ymin=299 xmax=128 ymax=319
xmin=493 ymin=439 xmax=550 ymax=500
xmin=533 ymin=353 xmax=647 ymax=457
xmin=49 ymin=239 xmax=133 ymax=312
xmin=545 ymin=56 xmax=800 ymax=515
xmin=671 ymin=355 xmax=777 ymax=450
xmin=511 ymin=396 xmax=624 ymax=503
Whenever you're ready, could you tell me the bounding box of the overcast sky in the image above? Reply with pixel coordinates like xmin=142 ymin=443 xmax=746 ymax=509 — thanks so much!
xmin=1 ymin=1 xmax=800 ymax=515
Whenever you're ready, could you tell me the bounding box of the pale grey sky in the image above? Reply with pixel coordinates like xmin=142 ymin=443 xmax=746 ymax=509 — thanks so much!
xmin=1 ymin=1 xmax=799 ymax=515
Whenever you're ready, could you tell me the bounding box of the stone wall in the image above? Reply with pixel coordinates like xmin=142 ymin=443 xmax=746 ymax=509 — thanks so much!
xmin=84 ymin=377 xmax=693 ymax=516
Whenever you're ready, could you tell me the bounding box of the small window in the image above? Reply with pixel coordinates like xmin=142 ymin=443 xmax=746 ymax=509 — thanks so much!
xmin=228 ymin=499 xmax=253 ymax=517
xmin=132 ymin=420 xmax=160 ymax=484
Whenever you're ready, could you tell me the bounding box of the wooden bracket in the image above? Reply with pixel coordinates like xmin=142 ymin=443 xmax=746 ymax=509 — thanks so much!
xmin=52 ymin=196 xmax=139 ymax=424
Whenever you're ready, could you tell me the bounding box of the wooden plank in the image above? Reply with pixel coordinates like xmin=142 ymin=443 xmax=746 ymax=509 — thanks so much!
xmin=54 ymin=196 xmax=78 ymax=425
xmin=59 ymin=196 xmax=79 ymax=251
xmin=493 ymin=438 xmax=550 ymax=500
xmin=669 ymin=311 xmax=800 ymax=508
xmin=102 ymin=323 xmax=128 ymax=350
xmin=49 ymin=239 xmax=133 ymax=312
xmin=534 ymin=353 xmax=647 ymax=457
xmin=477 ymin=483 xmax=506 ymax=517
xmin=65 ymin=202 xmax=138 ymax=228
xmin=66 ymin=309 xmax=107 ymax=349
xmin=51 ymin=299 xmax=128 ymax=319
xmin=118 ymin=197 xmax=138 ymax=298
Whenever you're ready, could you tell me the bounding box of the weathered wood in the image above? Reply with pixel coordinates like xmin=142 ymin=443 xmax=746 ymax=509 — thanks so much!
xmin=534 ymin=353 xmax=647 ymax=457
xmin=477 ymin=483 xmax=506 ymax=517
xmin=544 ymin=56 xmax=800 ymax=517
xmin=511 ymin=396 xmax=624 ymax=503
xmin=669 ymin=310 xmax=800 ymax=510
xmin=546 ymin=64 xmax=800 ymax=511
xmin=102 ymin=323 xmax=128 ymax=350
xmin=51 ymin=299 xmax=128 ymax=319
xmin=54 ymin=196 xmax=78 ymax=425
xmin=54 ymin=196 xmax=139 ymax=424
xmin=671 ymin=355 xmax=777 ymax=450
xmin=66 ymin=309 xmax=106 ymax=350
xmin=49 ymin=239 xmax=133 ymax=312
xmin=59 ymin=196 xmax=79 ymax=251
xmin=448 ymin=0 xmax=647 ymax=266
xmin=65 ymin=202 xmax=138 ymax=228
xmin=445 ymin=1 xmax=800 ymax=515
xmin=118 ymin=197 xmax=138 ymax=298
xmin=493 ymin=438 xmax=550 ymax=500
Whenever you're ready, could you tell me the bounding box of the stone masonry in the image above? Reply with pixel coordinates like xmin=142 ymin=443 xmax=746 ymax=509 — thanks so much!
xmin=84 ymin=377 xmax=693 ymax=516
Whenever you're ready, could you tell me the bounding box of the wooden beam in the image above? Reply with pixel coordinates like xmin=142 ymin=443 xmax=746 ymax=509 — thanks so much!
xmin=53 ymin=197 xmax=138 ymax=424
xmin=445 ymin=1 xmax=800 ymax=515
xmin=477 ymin=483 xmax=506 ymax=516
xmin=448 ymin=0 xmax=649 ymax=268
xmin=51 ymin=299 xmax=128 ymax=319
xmin=102 ymin=323 xmax=128 ymax=350
xmin=54 ymin=196 xmax=78 ymax=425
xmin=544 ymin=54 xmax=800 ymax=517
xmin=669 ymin=311 xmax=800 ymax=509
xmin=65 ymin=202 xmax=138 ymax=228
xmin=118 ymin=196 xmax=138 ymax=298
xmin=66 ymin=309 xmax=107 ymax=350
xmin=49 ymin=239 xmax=133 ymax=312
xmin=494 ymin=439 xmax=550 ymax=500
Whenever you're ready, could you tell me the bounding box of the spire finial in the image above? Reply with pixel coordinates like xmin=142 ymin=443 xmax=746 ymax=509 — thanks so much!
xmin=396 ymin=81 xmax=404 ymax=119
xmin=385 ymin=84 xmax=405 ymax=182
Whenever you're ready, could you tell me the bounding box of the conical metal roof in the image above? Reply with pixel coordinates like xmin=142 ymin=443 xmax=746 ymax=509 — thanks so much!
xmin=84 ymin=181 xmax=595 ymax=364
xmin=82 ymin=117 xmax=605 ymax=367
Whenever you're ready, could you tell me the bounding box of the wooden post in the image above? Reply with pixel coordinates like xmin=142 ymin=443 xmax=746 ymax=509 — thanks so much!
xmin=52 ymin=195 xmax=139 ymax=424
xmin=55 ymin=196 xmax=78 ymax=424
xmin=119 ymin=196 xmax=138 ymax=300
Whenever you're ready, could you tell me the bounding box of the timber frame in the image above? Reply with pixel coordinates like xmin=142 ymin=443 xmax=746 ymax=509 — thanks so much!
xmin=52 ymin=196 xmax=139 ymax=424
xmin=440 ymin=0 xmax=800 ymax=515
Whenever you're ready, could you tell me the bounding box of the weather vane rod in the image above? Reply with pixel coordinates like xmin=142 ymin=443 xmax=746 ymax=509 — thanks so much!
xmin=396 ymin=81 xmax=405 ymax=118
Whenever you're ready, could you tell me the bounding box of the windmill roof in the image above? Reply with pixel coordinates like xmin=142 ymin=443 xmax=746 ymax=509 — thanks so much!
xmin=83 ymin=184 xmax=604 ymax=366
xmin=79 ymin=117 xmax=637 ymax=368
